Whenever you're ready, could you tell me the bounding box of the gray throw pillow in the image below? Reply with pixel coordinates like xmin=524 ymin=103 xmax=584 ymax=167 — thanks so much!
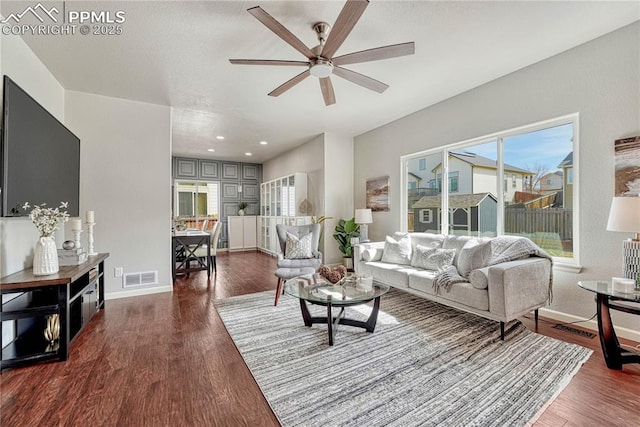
xmin=381 ymin=235 xmax=412 ymax=265
xmin=469 ymin=267 xmax=490 ymax=290
xmin=411 ymin=244 xmax=456 ymax=271
xmin=285 ymin=232 xmax=312 ymax=259
xmin=457 ymin=240 xmax=492 ymax=277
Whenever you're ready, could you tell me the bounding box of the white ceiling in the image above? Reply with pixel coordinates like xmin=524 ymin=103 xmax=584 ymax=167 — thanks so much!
xmin=5 ymin=1 xmax=639 ymax=163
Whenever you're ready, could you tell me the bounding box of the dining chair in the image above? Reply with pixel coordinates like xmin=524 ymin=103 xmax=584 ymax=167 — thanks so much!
xmin=195 ymin=221 xmax=222 ymax=273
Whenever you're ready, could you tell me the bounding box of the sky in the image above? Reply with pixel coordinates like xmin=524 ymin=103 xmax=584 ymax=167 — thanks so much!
xmin=462 ymin=123 xmax=573 ymax=173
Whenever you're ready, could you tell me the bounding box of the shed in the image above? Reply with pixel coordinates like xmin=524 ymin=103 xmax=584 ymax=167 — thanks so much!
xmin=411 ymin=192 xmax=497 ymax=235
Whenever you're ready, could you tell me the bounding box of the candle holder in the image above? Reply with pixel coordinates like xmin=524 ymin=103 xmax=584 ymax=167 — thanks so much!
xmin=72 ymin=229 xmax=83 ymax=250
xmin=86 ymin=222 xmax=97 ymax=256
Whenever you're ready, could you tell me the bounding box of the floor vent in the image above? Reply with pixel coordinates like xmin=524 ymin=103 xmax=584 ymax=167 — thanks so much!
xmin=553 ymin=324 xmax=596 ymax=339
xmin=123 ymin=271 xmax=158 ymax=288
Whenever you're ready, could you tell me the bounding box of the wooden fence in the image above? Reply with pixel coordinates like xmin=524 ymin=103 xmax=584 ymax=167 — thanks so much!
xmin=504 ymin=208 xmax=572 ymax=240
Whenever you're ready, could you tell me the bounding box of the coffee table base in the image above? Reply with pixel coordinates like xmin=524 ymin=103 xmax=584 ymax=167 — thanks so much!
xmin=299 ymin=296 xmax=381 ymax=346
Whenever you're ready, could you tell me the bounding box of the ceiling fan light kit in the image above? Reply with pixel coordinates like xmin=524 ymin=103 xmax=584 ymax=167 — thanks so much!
xmin=229 ymin=0 xmax=415 ymax=106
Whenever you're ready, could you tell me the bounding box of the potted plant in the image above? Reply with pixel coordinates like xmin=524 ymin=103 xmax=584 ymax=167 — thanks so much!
xmin=237 ymin=202 xmax=248 ymax=216
xmin=333 ymin=218 xmax=360 ymax=270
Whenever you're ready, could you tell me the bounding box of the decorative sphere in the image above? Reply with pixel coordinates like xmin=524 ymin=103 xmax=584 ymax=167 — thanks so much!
xmin=62 ymin=240 xmax=75 ymax=250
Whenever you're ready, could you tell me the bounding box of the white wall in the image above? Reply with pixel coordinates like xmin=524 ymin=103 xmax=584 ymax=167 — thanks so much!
xmin=263 ymin=132 xmax=355 ymax=263
xmin=263 ymin=135 xmax=325 ymax=218
xmin=355 ymin=23 xmax=640 ymax=332
xmin=0 ymin=27 xmax=66 ymax=278
xmin=323 ymin=132 xmax=354 ymax=264
xmin=64 ymin=91 xmax=172 ymax=298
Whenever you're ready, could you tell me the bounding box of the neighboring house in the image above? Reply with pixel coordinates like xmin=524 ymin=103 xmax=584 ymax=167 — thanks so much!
xmin=407 ymin=171 xmax=422 ymax=189
xmin=539 ymin=171 xmax=563 ymax=193
xmin=557 ymin=153 xmax=573 ymax=209
xmin=432 ymin=152 xmax=533 ymax=204
xmin=412 ymin=192 xmax=497 ymax=235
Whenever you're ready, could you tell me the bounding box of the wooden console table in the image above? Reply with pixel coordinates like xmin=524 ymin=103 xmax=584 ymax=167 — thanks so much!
xmin=1 ymin=253 xmax=109 ymax=370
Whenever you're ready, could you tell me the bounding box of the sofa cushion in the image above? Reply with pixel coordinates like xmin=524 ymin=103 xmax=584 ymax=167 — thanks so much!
xmin=360 ymin=261 xmax=416 ymax=288
xmin=443 ymin=235 xmax=481 ymax=267
xmin=411 ymin=245 xmax=456 ymax=271
xmin=382 ymin=235 xmax=412 ymax=265
xmin=409 ymin=233 xmax=445 ymax=252
xmin=361 ymin=247 xmax=384 ymax=262
xmin=408 ymin=270 xmax=438 ymax=295
xmin=438 ymin=281 xmax=489 ymax=311
xmin=457 ymin=240 xmax=492 ymax=277
xmin=469 ymin=266 xmax=490 ymax=290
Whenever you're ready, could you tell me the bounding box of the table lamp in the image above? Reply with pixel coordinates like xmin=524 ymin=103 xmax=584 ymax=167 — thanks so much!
xmin=355 ymin=208 xmax=373 ymax=243
xmin=606 ymin=196 xmax=640 ymax=284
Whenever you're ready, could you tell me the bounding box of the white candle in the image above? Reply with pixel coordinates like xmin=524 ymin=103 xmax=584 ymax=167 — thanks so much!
xmin=86 ymin=210 xmax=95 ymax=223
xmin=71 ymin=218 xmax=82 ymax=231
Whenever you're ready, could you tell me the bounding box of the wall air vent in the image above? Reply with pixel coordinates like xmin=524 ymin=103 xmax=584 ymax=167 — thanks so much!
xmin=123 ymin=271 xmax=158 ymax=288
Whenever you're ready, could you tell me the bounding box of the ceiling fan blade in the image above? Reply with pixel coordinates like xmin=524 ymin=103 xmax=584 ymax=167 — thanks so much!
xmin=321 ymin=0 xmax=369 ymax=59
xmin=230 ymin=59 xmax=309 ymax=67
xmin=332 ymin=42 xmax=415 ymax=66
xmin=333 ymin=66 xmax=388 ymax=93
xmin=268 ymin=70 xmax=311 ymax=97
xmin=247 ymin=6 xmax=315 ymax=60
xmin=319 ymin=77 xmax=336 ymax=106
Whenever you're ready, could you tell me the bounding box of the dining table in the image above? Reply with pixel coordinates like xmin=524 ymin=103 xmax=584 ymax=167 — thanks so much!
xmin=172 ymin=230 xmax=211 ymax=281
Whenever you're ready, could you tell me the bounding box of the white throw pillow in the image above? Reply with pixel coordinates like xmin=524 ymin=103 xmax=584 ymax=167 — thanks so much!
xmin=381 ymin=235 xmax=412 ymax=265
xmin=285 ymin=232 xmax=312 ymax=259
xmin=362 ymin=247 xmax=384 ymax=262
xmin=411 ymin=244 xmax=456 ymax=271
xmin=457 ymin=240 xmax=492 ymax=277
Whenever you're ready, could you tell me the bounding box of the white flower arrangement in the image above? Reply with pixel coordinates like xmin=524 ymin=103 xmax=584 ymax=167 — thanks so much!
xmin=22 ymin=202 xmax=70 ymax=237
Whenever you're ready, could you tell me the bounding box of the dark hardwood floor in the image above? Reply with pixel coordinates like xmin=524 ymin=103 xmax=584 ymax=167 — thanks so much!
xmin=1 ymin=251 xmax=639 ymax=426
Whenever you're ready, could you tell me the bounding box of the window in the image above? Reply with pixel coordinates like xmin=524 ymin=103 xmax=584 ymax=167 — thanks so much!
xmin=437 ymin=172 xmax=459 ymax=193
xmin=174 ymin=180 xmax=220 ymax=224
xmin=419 ymin=158 xmax=426 ymax=170
xmin=401 ymin=115 xmax=577 ymax=264
xmin=419 ymin=209 xmax=433 ymax=223
xmin=450 ymin=172 xmax=459 ymax=193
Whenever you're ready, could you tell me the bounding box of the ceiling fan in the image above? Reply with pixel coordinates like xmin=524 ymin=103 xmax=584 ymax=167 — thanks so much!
xmin=229 ymin=0 xmax=415 ymax=106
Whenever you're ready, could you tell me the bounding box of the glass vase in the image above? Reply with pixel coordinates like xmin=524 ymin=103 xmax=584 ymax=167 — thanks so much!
xmin=33 ymin=236 xmax=59 ymax=276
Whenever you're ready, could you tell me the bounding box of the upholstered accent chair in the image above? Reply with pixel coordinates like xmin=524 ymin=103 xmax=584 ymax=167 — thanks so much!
xmin=273 ymin=223 xmax=323 ymax=305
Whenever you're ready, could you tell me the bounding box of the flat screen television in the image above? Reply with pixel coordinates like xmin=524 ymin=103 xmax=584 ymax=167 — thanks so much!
xmin=1 ymin=76 xmax=80 ymax=217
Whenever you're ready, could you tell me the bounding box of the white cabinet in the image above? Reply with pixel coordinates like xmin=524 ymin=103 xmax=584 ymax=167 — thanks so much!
xmin=258 ymin=173 xmax=311 ymax=255
xmin=228 ymin=216 xmax=257 ymax=251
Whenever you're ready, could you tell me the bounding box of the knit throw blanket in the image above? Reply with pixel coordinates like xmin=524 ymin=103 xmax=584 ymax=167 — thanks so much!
xmin=433 ymin=236 xmax=553 ymax=302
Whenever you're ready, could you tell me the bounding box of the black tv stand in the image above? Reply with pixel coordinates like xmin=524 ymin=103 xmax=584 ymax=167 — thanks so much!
xmin=1 ymin=253 xmax=109 ymax=370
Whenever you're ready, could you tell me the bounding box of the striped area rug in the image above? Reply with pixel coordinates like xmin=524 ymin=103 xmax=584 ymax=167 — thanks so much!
xmin=214 ymin=289 xmax=592 ymax=427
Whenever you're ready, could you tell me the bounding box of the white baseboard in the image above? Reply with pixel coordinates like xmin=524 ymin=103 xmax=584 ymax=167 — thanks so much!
xmin=105 ymin=285 xmax=172 ymax=300
xmin=539 ymin=307 xmax=640 ymax=343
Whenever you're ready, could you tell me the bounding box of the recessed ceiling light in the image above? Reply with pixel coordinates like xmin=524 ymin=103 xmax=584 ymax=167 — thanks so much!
xmin=207 ymin=149 xmax=215 ymax=152
xmin=216 ymin=136 xmax=224 ymax=140
xmin=245 ymin=152 xmax=252 ymax=156
xmin=260 ymin=141 xmax=268 ymax=145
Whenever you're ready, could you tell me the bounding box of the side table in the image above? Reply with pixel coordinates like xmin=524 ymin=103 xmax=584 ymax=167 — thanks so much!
xmin=577 ymin=280 xmax=640 ymax=370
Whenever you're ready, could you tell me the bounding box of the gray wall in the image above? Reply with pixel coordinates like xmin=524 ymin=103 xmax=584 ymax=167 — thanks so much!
xmin=172 ymin=157 xmax=262 ymax=249
xmin=354 ymin=23 xmax=640 ymax=332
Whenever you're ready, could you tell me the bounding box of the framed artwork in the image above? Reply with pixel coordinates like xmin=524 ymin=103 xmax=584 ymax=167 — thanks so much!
xmin=366 ymin=176 xmax=390 ymax=212
xmin=614 ymin=136 xmax=640 ymax=196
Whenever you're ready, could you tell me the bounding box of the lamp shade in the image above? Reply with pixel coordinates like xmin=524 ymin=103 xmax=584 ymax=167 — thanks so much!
xmin=606 ymin=197 xmax=640 ymax=232
xmin=355 ymin=208 xmax=373 ymax=224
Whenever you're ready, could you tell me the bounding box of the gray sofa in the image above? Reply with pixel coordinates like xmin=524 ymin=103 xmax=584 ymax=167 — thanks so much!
xmin=354 ymin=232 xmax=552 ymax=339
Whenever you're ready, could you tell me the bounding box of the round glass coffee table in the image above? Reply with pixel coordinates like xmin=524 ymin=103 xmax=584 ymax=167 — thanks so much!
xmin=578 ymin=280 xmax=640 ymax=370
xmin=284 ymin=276 xmax=390 ymax=346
